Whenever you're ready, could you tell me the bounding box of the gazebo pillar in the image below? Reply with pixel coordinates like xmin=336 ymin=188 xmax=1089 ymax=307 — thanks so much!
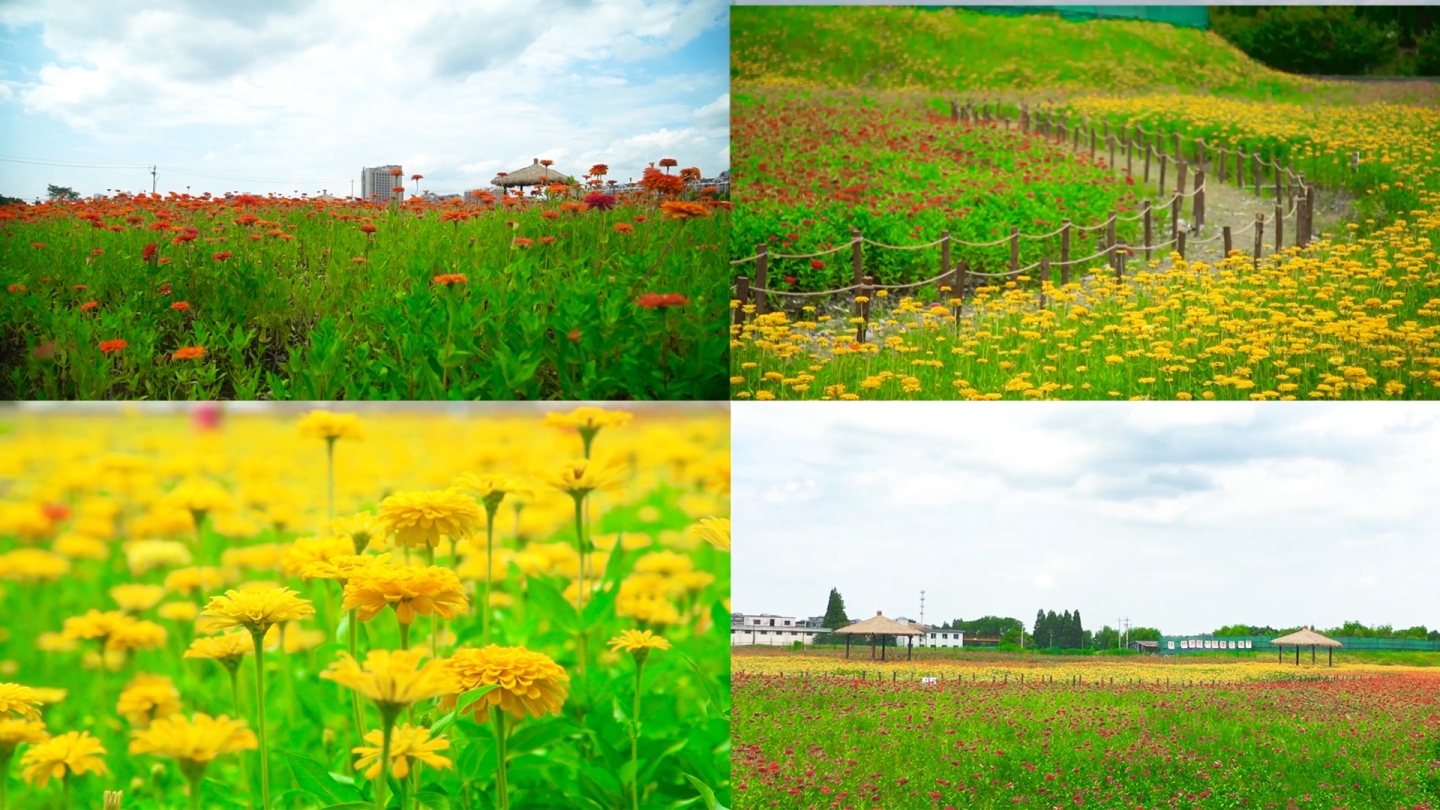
xmin=845 ymin=636 xmax=851 ymax=659
xmin=1277 ymin=646 xmax=1282 ymax=664
xmin=1294 ymin=646 xmax=1299 ymax=665
xmin=1328 ymin=647 xmax=1332 ymax=667
xmin=1311 ymin=645 xmax=1315 ymax=664
xmin=870 ymin=634 xmax=876 ymax=660
xmin=881 ymin=636 xmax=887 ymax=661
xmin=908 ymin=635 xmax=913 ymax=660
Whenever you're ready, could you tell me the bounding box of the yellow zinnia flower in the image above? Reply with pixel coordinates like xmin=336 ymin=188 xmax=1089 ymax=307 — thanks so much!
xmin=184 ymin=632 xmax=252 ymax=668
xmin=351 ymin=723 xmax=451 ymax=779
xmin=607 ymin=629 xmax=672 ymax=656
xmin=279 ymin=535 xmax=354 ymax=577
xmin=157 ymin=601 xmax=199 ymax=622
xmin=163 ymin=566 xmax=231 ymax=596
xmin=0 ymin=683 xmax=42 ymax=720
xmin=0 ymin=717 xmax=49 ymax=748
xmin=377 ymin=489 xmax=483 ymax=549
xmin=330 ymin=512 xmax=382 ymax=554
xmin=199 ymin=587 xmax=315 ymax=636
xmin=297 ymin=410 xmax=365 ymax=441
xmin=129 ymin=712 xmax=257 ymax=768
xmin=441 ymin=645 xmax=569 ymax=721
xmin=302 ymin=552 xmax=390 ymax=584
xmin=321 ymin=649 xmax=457 ymax=716
xmin=109 ymin=584 xmax=168 ymax=613
xmin=685 ymin=517 xmax=730 ymax=552
xmin=62 ymin=609 xmax=133 ymax=643
xmin=0 ymin=548 xmax=71 ymax=582
xmin=20 ymin=730 xmax=107 ymax=788
xmin=107 ymin=620 xmax=167 ymax=654
xmin=342 ymin=565 xmax=468 ymax=625
xmin=539 ymin=457 xmax=628 ymax=497
xmin=116 ymin=673 xmax=181 ymax=727
xmin=452 ymin=473 xmax=535 ymax=513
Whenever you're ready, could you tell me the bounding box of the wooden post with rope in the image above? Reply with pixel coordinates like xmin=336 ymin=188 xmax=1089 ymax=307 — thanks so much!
xmin=734 ymin=276 xmax=750 ymax=325
xmin=1060 ymin=220 xmax=1072 ymax=285
xmin=754 ymin=244 xmax=769 ymax=316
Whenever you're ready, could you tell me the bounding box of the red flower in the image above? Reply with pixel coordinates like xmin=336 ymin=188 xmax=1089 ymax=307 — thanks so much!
xmin=171 ymin=301 xmax=191 ymax=311
xmin=635 ymin=216 xmax=647 ymax=223
xmin=212 ymin=251 xmax=232 ymax=261
xmin=811 ymin=260 xmax=825 ymax=271
xmin=172 ymin=346 xmax=207 ymax=360
xmin=432 ymin=274 xmax=468 ymax=286
xmin=32 ymin=341 xmax=56 ymax=360
xmin=142 ymin=242 xmax=159 ymax=261
xmin=360 ymin=224 xmax=377 ymax=234
xmin=512 ymin=237 xmax=534 ymax=248
xmin=614 ymin=223 xmax=634 ymax=234
xmin=41 ymin=503 xmax=70 ymax=521
xmin=30 ymin=242 xmax=45 ymax=249
xmin=567 ymin=328 xmax=581 ymax=342
xmin=91 ymin=249 xmax=104 ymax=256
xmin=100 ymin=339 xmax=128 ymax=354
xmin=539 ymin=236 xmax=557 ymax=245
xmin=6 ymin=284 xmax=25 ymax=293
xmin=157 ymin=283 xmax=172 ymax=295
xmin=636 ymin=292 xmax=690 ymax=309
xmin=80 ymin=301 xmax=99 ymax=311
xmin=73 ymin=284 xmax=88 ymax=291
xmin=784 ymin=275 xmax=797 ymax=285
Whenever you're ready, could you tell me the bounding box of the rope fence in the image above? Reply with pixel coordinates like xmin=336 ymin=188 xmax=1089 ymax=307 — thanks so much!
xmin=733 ymin=97 xmax=1326 ymax=337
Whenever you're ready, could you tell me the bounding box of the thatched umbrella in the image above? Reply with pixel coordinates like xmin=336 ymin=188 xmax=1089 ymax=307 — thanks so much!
xmin=1270 ymin=627 xmax=1341 ymax=666
xmin=834 ymin=611 xmax=924 ymax=661
xmin=491 ymin=159 xmax=566 ymax=193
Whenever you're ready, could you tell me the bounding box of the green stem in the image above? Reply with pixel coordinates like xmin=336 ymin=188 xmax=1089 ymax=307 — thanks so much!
xmin=631 ymin=659 xmax=645 ymax=810
xmin=62 ymin=772 xmax=70 ymax=810
xmin=326 ymin=437 xmax=336 ymax=523
xmin=398 ymin=618 xmax=410 ymax=651
xmin=0 ymin=746 xmax=12 ymax=810
xmin=493 ymin=709 xmax=509 ymax=810
xmin=483 ymin=511 xmax=496 ymax=646
xmin=251 ymin=631 xmax=270 ymax=810
xmin=348 ymin=609 xmax=366 ymax=766
xmin=375 ymin=719 xmax=395 ymax=810
xmin=189 ymin=771 xmax=203 ymax=810
xmin=572 ymin=494 xmax=587 ymax=676
xmin=229 ymin=665 xmax=251 ymax=809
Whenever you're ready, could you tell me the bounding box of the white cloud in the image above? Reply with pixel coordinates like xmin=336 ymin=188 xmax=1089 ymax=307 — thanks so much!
xmin=0 ymin=0 xmax=728 ymax=197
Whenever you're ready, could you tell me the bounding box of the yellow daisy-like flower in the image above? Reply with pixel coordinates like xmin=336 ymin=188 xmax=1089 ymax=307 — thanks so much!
xmin=199 ymin=587 xmax=315 ymax=636
xmin=0 ymin=683 xmax=42 ymax=720
xmin=297 ymin=410 xmax=365 ymax=441
xmin=263 ymin=622 xmax=325 ymax=654
xmin=116 ymin=673 xmax=181 ymax=728
xmin=184 ymin=632 xmax=252 ymax=668
xmin=157 ymin=601 xmax=199 ymax=623
xmin=28 ymin=688 xmax=66 ymax=707
xmin=110 ymin=584 xmax=168 ymax=613
xmin=441 ymin=645 xmax=569 ymax=721
xmin=685 ymin=517 xmax=730 ymax=552
xmin=62 ymin=609 xmax=133 ymax=643
xmin=107 ymin=619 xmax=167 ymax=654
xmin=20 ymin=730 xmax=107 ymax=788
xmin=452 ymin=473 xmax=535 ymax=514
xmin=35 ymin=632 xmax=77 ymax=654
xmin=221 ymin=543 xmax=283 ymax=572
xmin=0 ymin=548 xmax=71 ymax=582
xmin=129 ymin=712 xmax=257 ymax=768
xmin=51 ymin=533 xmax=110 ymax=561
xmin=163 ymin=566 xmax=231 ymax=596
xmin=302 ymin=552 xmax=390 ymax=584
xmin=376 ymin=489 xmax=483 ymax=549
xmin=123 ymin=539 xmax=192 ymax=576
xmin=342 ymin=565 xmax=469 ymax=625
xmin=279 ymin=535 xmax=354 ymax=577
xmin=538 ymin=457 xmax=628 ymax=498
xmin=543 ymin=406 xmax=633 ymax=432
xmin=321 ymin=649 xmax=457 ymax=715
xmin=163 ymin=478 xmax=232 ymax=515
xmin=0 ymin=717 xmax=49 ymax=748
xmin=352 ymin=723 xmax=451 ymax=779
xmin=607 ymin=629 xmax=672 ymax=656
xmin=330 ymin=512 xmax=382 ymax=554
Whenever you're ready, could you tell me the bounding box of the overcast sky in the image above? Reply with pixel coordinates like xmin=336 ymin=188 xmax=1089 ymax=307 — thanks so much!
xmin=734 ymin=403 xmax=1440 ymax=636
xmin=0 ymin=0 xmax=727 ymax=200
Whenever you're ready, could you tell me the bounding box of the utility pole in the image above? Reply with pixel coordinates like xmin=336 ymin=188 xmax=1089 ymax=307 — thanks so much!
xmin=151 ymin=165 xmax=157 ymax=194
xmin=919 ymin=590 xmax=925 ymax=627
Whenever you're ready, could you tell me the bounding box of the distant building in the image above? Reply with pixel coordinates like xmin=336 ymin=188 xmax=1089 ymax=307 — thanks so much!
xmin=361 ymin=165 xmax=404 ymax=204
xmin=923 ymin=629 xmax=966 ymax=648
xmin=1128 ymin=640 xmax=1160 ymax=654
xmin=731 ymin=613 xmax=826 ymax=647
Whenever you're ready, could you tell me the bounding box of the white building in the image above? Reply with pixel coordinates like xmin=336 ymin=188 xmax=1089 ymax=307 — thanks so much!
xmin=923 ymin=629 xmax=966 ymax=648
xmin=361 ymin=165 xmax=404 ymax=204
xmin=731 ymin=613 xmax=826 ymax=647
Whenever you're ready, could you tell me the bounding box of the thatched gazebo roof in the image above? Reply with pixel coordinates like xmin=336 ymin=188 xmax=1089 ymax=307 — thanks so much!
xmin=835 ymin=611 xmax=923 ymax=636
xmin=1271 ymin=627 xmax=1341 ymax=648
xmin=492 ymin=159 xmax=566 ymax=188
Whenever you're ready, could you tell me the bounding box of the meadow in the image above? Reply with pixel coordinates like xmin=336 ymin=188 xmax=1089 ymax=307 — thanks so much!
xmin=729 ymin=7 xmax=1440 ymax=401
xmin=0 ymin=171 xmax=729 ymax=401
xmin=732 ymin=652 xmax=1440 ymax=807
xmin=0 ymin=404 xmax=732 ymax=810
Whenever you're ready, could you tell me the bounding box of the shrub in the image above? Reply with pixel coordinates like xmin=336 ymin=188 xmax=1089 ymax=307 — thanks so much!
xmin=1213 ymin=6 xmax=1395 ymax=75
xmin=1418 ymin=28 xmax=1440 ymax=76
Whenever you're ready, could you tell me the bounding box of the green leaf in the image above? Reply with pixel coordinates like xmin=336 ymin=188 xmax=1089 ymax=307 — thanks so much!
xmin=457 ymin=683 xmax=499 ymax=716
xmin=505 ymin=718 xmax=575 ymax=755
xmin=319 ymin=804 xmax=373 ymax=810
xmin=618 ymin=758 xmax=641 ymax=786
xmin=429 ymin=710 xmax=457 ymax=737
xmin=682 ymin=774 xmax=729 ymax=810
xmin=527 ymin=574 xmax=579 ymax=633
xmin=284 ymin=750 xmax=362 ymax=804
xmin=414 ymin=791 xmax=451 ymax=810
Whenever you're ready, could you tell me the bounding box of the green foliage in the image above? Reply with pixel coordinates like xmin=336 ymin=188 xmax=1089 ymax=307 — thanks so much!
xmin=820 ymin=588 xmax=848 ymax=630
xmin=1418 ymin=28 xmax=1440 ymax=76
xmin=1033 ymin=609 xmax=1085 ymax=650
xmin=45 ymin=184 xmax=79 ymax=201
xmin=1212 ymin=6 xmax=1395 ymax=76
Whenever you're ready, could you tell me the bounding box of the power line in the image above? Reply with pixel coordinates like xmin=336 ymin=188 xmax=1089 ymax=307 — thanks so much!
xmin=0 ymin=155 xmax=350 ymax=186
xmin=0 ymin=155 xmax=150 ymax=169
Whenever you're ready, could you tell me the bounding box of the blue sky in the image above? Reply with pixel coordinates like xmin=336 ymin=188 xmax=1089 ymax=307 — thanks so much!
xmin=0 ymin=0 xmax=728 ymax=200
xmin=734 ymin=403 xmax=1440 ymax=635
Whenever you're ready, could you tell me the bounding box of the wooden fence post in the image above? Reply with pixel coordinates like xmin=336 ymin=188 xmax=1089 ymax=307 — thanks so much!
xmin=1009 ymin=227 xmax=1020 ymax=276
xmin=1172 ymin=131 xmax=1181 ymax=161
xmin=734 ymin=276 xmax=750 ymax=325
xmin=1142 ymin=201 xmax=1152 ymax=264
xmin=940 ymin=229 xmax=952 ymax=298
xmin=1060 ymin=220 xmax=1072 ymax=284
xmin=1254 ymin=213 xmax=1264 ymax=264
xmin=1197 ymin=138 xmax=1206 ymax=172
xmin=1089 ymin=125 xmax=1096 ymax=161
xmin=1126 ymin=130 xmax=1134 ymax=177
xmin=1159 ymin=153 xmax=1168 ymax=196
xmin=1306 ymin=183 xmax=1316 ymax=244
xmin=1223 ymin=225 xmax=1232 ymax=257
xmin=958 ymin=259 xmax=969 ymax=307
xmin=1177 ymin=231 xmax=1186 ymax=262
xmin=1114 ymin=239 xmax=1126 ymax=281
xmin=1144 ymin=143 xmax=1153 ymax=184
xmin=1252 ymin=152 xmax=1261 ymax=198
xmin=1193 ymin=170 xmax=1205 ymax=228
xmin=1218 ymin=147 xmax=1227 ymax=184
xmin=1106 ymin=211 xmax=1117 ymax=269
xmin=754 ymin=243 xmax=769 ymax=315
xmin=851 ymin=228 xmax=864 ymax=286
xmin=950 ymin=99 xmax=959 ymax=124
xmin=1273 ymin=161 xmax=1282 ymax=202
xmin=856 ymin=275 xmax=874 ymax=343
xmin=1275 ymin=203 xmax=1284 ymax=252
xmin=1170 ymin=195 xmax=1180 ymax=249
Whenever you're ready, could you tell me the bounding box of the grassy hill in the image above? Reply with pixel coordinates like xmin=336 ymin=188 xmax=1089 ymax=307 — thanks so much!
xmin=732 ymin=6 xmax=1326 ymax=100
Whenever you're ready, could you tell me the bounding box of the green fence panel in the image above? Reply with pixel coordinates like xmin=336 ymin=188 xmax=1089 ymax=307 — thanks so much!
xmin=960 ymin=6 xmax=1210 ymax=30
xmin=1159 ymin=635 xmax=1440 ymax=654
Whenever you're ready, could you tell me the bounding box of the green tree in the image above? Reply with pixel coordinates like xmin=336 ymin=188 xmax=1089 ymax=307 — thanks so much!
xmin=821 ymin=588 xmax=849 ymax=629
xmin=46 ymin=184 xmax=80 ymax=201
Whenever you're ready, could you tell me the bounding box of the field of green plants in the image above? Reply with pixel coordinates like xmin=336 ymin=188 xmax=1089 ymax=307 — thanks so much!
xmin=0 ymin=404 xmax=731 ymax=809
xmin=0 ymin=180 xmax=728 ymax=401
xmin=733 ymin=662 xmax=1440 ymax=807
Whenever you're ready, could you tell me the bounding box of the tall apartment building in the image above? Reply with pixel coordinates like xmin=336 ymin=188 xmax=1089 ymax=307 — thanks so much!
xmin=361 ymin=165 xmax=403 ymax=203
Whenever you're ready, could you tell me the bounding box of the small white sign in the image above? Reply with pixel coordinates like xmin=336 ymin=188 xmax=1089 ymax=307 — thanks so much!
xmin=921 ymin=677 xmax=938 ymax=685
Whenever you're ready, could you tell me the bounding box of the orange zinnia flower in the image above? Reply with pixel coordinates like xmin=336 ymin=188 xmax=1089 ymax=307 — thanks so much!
xmin=100 ymin=339 xmax=128 ymax=354
xmin=512 ymin=237 xmax=534 ymax=248
xmin=660 ymin=201 xmax=709 ymax=221
xmin=636 ymin=293 xmax=690 ymax=309
xmin=80 ymin=301 xmax=98 ymax=311
xmin=172 ymin=347 xmax=207 ymax=361
xmin=614 ymin=223 xmax=634 ymax=234
xmin=171 ymin=301 xmax=190 ymax=311
xmin=212 ymin=251 xmax=232 ymax=261
xmin=432 ymin=274 xmax=468 ymax=286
